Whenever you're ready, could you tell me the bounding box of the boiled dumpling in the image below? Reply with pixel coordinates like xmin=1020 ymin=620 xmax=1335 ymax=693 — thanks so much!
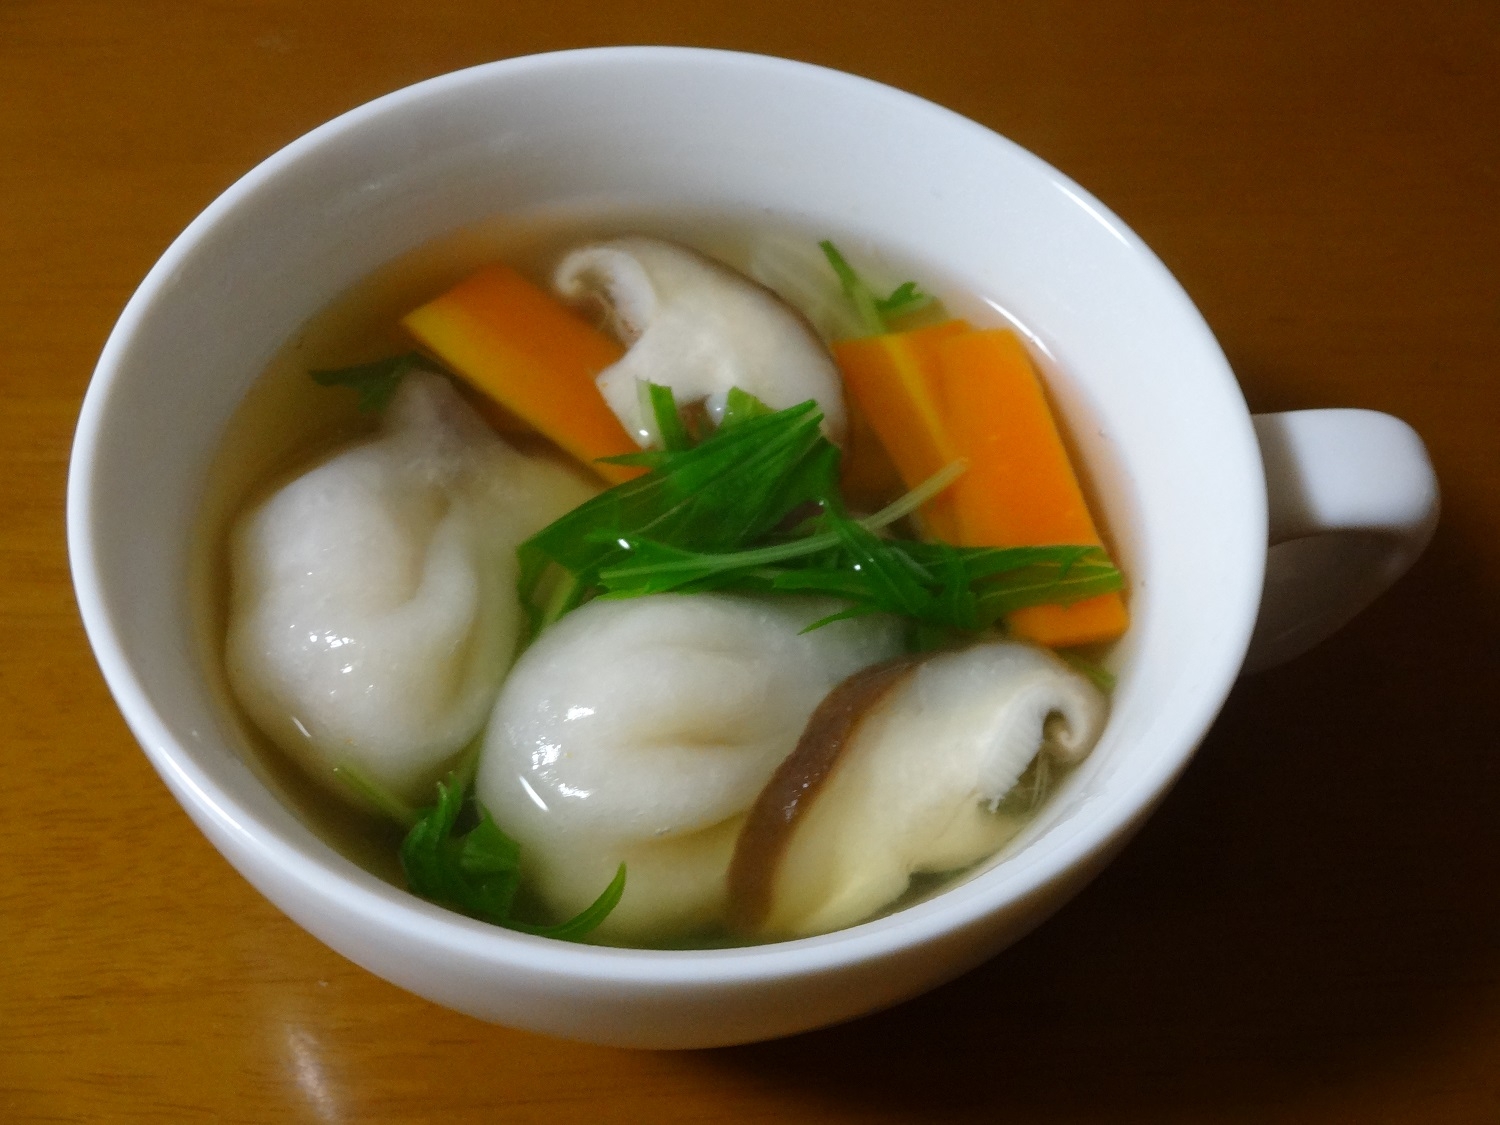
xmin=475 ymin=593 xmax=902 ymax=942
xmin=226 ymin=372 xmax=596 ymax=805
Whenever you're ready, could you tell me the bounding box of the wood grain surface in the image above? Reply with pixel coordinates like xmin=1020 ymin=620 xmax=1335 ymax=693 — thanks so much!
xmin=3 ymin=2 xmax=1497 ymax=1122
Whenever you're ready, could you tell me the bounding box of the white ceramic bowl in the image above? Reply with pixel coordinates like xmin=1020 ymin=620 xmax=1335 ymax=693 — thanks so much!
xmin=67 ymin=47 xmax=1434 ymax=1048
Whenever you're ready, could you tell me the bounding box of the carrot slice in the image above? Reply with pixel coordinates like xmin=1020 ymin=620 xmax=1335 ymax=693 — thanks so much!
xmin=1006 ymin=596 xmax=1130 ymax=649
xmin=831 ymin=320 xmax=970 ymax=536
xmin=932 ymin=328 xmax=1128 ymax=647
xmin=839 ymin=392 xmax=906 ymax=512
xmin=402 ymin=265 xmax=641 ymax=484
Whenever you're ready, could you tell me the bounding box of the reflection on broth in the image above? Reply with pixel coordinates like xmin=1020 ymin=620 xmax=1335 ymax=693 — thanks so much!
xmin=193 ymin=208 xmax=1127 ymax=946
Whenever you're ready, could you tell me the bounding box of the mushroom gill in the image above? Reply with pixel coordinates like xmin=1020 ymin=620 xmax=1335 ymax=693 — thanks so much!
xmin=553 ymin=236 xmax=847 ymax=446
xmin=728 ymin=642 xmax=1109 ymax=939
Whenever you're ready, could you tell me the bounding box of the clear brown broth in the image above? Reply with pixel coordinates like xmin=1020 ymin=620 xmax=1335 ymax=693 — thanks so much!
xmin=191 ymin=207 xmax=1125 ymax=942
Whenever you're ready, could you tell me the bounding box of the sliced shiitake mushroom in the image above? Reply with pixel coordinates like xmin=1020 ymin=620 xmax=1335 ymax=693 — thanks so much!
xmin=553 ymin=236 xmax=847 ymax=445
xmin=728 ymin=642 xmax=1108 ymax=939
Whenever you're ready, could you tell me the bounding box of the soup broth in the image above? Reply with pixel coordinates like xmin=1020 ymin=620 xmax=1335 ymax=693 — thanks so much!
xmin=194 ymin=206 xmax=1129 ymax=945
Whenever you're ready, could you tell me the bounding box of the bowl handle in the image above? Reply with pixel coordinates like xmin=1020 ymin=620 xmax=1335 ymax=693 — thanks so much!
xmin=1242 ymin=409 xmax=1438 ymax=673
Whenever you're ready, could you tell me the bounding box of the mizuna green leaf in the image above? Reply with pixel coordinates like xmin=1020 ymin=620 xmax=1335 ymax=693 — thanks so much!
xmin=398 ymin=769 xmax=625 ymax=941
xmin=818 ymin=240 xmax=935 ymax=337
xmin=519 ymin=387 xmax=1123 ymax=641
xmin=516 ymin=390 xmax=836 ymax=638
xmin=310 ymin=352 xmax=426 ymax=412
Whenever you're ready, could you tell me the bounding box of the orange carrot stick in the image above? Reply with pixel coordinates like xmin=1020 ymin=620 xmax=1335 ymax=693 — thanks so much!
xmin=402 ymin=265 xmax=641 ymax=484
xmin=932 ymin=329 xmax=1128 ymax=647
xmin=839 ymin=392 xmax=906 ymax=513
xmin=831 ymin=320 xmax=970 ymax=536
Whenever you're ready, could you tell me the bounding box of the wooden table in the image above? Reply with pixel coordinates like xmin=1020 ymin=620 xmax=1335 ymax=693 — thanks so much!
xmin=4 ymin=3 xmax=1497 ymax=1121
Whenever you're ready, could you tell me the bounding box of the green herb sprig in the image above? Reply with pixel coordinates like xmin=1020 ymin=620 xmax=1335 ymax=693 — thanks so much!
xmin=400 ymin=774 xmax=625 ymax=940
xmin=335 ymin=756 xmax=625 ymax=941
xmin=819 ymin=240 xmax=935 ymax=336
xmin=517 ymin=387 xmax=839 ymax=638
xmin=310 ymin=352 xmax=426 ymax=412
xmin=518 ymin=385 xmax=1122 ymax=642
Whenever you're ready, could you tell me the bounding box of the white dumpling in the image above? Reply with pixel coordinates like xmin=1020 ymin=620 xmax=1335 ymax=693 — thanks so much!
xmin=476 ymin=593 xmax=902 ymax=942
xmin=226 ymin=372 xmax=596 ymax=805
